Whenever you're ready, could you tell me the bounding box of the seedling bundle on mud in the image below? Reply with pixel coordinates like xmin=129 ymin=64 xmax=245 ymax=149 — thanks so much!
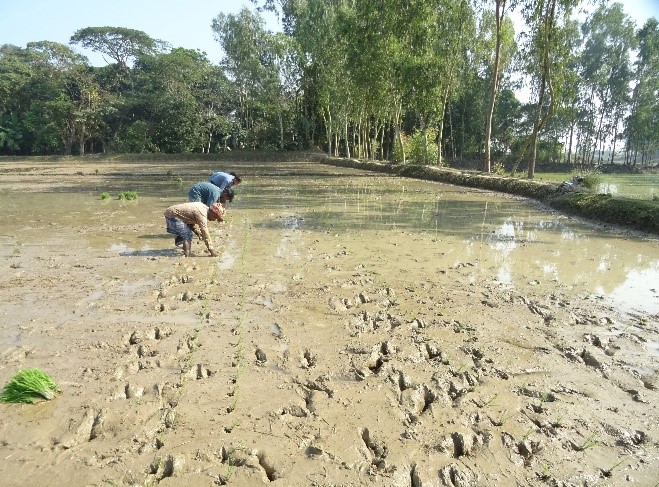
xmin=1 ymin=368 xmax=61 ymax=404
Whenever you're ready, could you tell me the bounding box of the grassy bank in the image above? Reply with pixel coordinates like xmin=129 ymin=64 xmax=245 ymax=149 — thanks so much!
xmin=318 ymin=156 xmax=659 ymax=235
xmin=535 ymin=172 xmax=659 ymax=200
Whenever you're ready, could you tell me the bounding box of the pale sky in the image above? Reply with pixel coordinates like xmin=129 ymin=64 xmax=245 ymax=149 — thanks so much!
xmin=0 ymin=0 xmax=279 ymax=65
xmin=1 ymin=0 xmax=658 ymax=66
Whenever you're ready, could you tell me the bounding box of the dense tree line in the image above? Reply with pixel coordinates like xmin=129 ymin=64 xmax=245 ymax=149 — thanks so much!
xmin=1 ymin=0 xmax=657 ymax=174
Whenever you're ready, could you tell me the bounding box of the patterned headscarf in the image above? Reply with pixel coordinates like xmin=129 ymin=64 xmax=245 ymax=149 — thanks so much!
xmin=210 ymin=202 xmax=225 ymax=218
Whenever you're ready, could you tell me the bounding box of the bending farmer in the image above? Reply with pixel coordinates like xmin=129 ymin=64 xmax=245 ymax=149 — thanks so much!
xmin=188 ymin=181 xmax=235 ymax=207
xmin=209 ymin=171 xmax=242 ymax=192
xmin=164 ymin=202 xmax=225 ymax=257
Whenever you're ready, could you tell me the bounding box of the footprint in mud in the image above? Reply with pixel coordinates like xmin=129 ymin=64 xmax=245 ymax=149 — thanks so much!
xmin=428 ymin=369 xmax=478 ymax=407
xmin=440 ymin=431 xmax=492 ymax=458
xmin=149 ymin=453 xmax=186 ymax=480
xmin=255 ymin=450 xmax=280 ymax=482
xmin=271 ymin=322 xmax=284 ymax=339
xmin=360 ymin=427 xmax=388 ymax=471
xmin=217 ymin=446 xmax=280 ymax=483
xmin=255 ymin=347 xmax=267 ymax=364
xmin=502 ymin=431 xmax=544 ymax=467
xmin=136 ymin=343 xmax=159 ymax=359
xmin=400 ymin=383 xmax=439 ymax=419
xmin=294 ymin=375 xmax=335 ymax=414
xmin=114 ymin=361 xmax=140 ymax=381
xmin=55 ymin=407 xmax=105 ymax=449
xmin=330 ymin=285 xmax=396 ymax=314
xmin=438 ymin=463 xmax=478 ymax=486
xmin=423 ymin=342 xmax=444 ymax=361
xmin=349 ymin=341 xmax=396 ymax=379
xmin=183 ymin=363 xmax=214 ymax=380
xmin=301 ymin=349 xmax=317 ymax=368
xmin=122 ymin=328 xmax=173 ymax=372
xmin=124 ymin=382 xmax=145 ymax=399
xmin=176 ymin=333 xmax=200 ymax=356
xmin=129 ymin=327 xmax=173 ymax=345
xmin=348 ymin=310 xmax=403 ymax=336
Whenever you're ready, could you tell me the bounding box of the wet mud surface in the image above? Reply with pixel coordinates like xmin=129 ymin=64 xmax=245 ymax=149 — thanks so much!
xmin=0 ymin=157 xmax=658 ymax=486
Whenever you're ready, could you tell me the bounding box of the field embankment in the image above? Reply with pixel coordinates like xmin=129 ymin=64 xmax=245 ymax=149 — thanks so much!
xmin=2 ymin=151 xmax=657 ymax=234
xmin=317 ymin=155 xmax=659 ymax=235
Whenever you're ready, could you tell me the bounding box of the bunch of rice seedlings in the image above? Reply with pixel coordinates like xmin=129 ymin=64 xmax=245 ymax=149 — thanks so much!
xmin=117 ymin=191 xmax=138 ymax=200
xmin=0 ymin=368 xmax=61 ymax=403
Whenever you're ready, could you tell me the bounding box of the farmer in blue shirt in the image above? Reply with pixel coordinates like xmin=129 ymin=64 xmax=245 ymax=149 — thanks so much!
xmin=188 ymin=182 xmax=221 ymax=207
xmin=209 ymin=171 xmax=242 ymax=192
xmin=188 ymin=182 xmax=235 ymax=207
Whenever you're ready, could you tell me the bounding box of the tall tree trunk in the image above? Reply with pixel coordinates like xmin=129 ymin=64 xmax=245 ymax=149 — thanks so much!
xmin=393 ymin=101 xmax=405 ymax=163
xmin=484 ymin=0 xmax=506 ymax=173
xmin=527 ymin=0 xmax=557 ymax=179
xmin=324 ymin=107 xmax=332 ymax=156
xmin=609 ymin=120 xmax=619 ymax=164
xmin=566 ymin=121 xmax=574 ymax=164
xmin=591 ymin=108 xmax=606 ymax=165
xmin=437 ymin=85 xmax=451 ymax=167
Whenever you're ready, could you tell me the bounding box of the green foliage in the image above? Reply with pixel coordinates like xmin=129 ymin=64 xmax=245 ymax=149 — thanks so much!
xmin=116 ymin=120 xmax=154 ymax=153
xmin=1 ymin=368 xmax=61 ymax=403
xmin=626 ymin=19 xmax=659 ymax=159
xmin=1 ymin=1 xmax=656 ymax=165
xmin=392 ymin=133 xmax=408 ymax=163
xmin=117 ymin=191 xmax=138 ymax=200
xmin=0 ymin=114 xmax=24 ymax=152
xmin=393 ymin=128 xmax=441 ymax=165
xmin=581 ymin=171 xmax=602 ymax=190
xmin=100 ymin=191 xmax=111 ymax=200
xmin=70 ymin=26 xmax=168 ymax=67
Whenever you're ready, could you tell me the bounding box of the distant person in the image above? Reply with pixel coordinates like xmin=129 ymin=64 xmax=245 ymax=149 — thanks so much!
xmin=164 ymin=202 xmax=225 ymax=257
xmin=188 ymin=182 xmax=235 ymax=207
xmin=209 ymin=171 xmax=242 ymax=192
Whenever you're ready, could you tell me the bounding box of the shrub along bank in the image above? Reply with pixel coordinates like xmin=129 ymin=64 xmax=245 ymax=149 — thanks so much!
xmin=318 ymin=156 xmax=659 ymax=235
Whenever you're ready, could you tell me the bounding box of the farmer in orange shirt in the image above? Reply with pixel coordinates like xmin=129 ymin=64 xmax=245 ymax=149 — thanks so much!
xmin=164 ymin=202 xmax=225 ymax=257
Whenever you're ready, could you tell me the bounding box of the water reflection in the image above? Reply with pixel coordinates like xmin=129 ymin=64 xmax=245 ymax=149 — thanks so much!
xmin=2 ymin=159 xmax=657 ymax=319
xmin=469 ymin=216 xmax=658 ymax=316
xmin=598 ymin=182 xmax=618 ymax=195
xmin=601 ymin=265 xmax=659 ymax=318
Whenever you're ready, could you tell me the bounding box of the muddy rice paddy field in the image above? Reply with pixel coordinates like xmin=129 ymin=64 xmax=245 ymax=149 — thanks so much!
xmin=0 ymin=156 xmax=658 ymax=486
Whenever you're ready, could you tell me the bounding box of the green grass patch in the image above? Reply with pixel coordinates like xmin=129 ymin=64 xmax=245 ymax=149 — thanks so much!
xmin=548 ymin=192 xmax=659 ymax=233
xmin=100 ymin=191 xmax=111 ymax=200
xmin=117 ymin=191 xmax=138 ymax=200
xmin=1 ymin=368 xmax=61 ymax=403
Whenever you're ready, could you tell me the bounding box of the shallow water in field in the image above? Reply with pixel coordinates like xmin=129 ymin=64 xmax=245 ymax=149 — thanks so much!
xmin=1 ymin=160 xmax=657 ymax=320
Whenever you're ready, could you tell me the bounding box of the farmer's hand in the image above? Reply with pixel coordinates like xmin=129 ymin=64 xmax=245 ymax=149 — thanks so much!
xmin=209 ymin=249 xmax=219 ymax=257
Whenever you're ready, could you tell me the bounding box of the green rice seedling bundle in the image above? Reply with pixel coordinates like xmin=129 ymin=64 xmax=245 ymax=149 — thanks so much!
xmin=117 ymin=191 xmax=138 ymax=200
xmin=0 ymin=368 xmax=61 ymax=403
